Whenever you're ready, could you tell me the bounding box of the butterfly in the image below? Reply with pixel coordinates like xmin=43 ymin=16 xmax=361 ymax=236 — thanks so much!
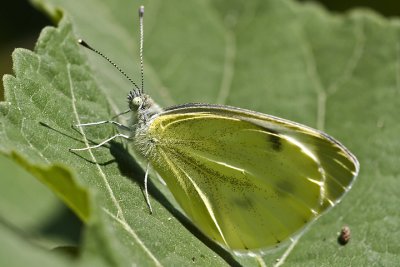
xmin=73 ymin=6 xmax=359 ymax=255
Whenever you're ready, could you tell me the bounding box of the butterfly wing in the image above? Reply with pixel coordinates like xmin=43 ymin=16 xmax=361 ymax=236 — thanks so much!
xmin=140 ymin=104 xmax=359 ymax=253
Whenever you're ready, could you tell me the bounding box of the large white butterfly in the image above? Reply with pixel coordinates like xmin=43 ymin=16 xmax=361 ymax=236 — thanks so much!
xmin=73 ymin=6 xmax=359 ymax=255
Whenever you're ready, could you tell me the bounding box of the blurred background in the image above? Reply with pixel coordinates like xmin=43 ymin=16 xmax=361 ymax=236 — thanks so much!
xmin=2 ymin=0 xmax=400 ymax=101
xmin=1 ymin=0 xmax=400 ymax=101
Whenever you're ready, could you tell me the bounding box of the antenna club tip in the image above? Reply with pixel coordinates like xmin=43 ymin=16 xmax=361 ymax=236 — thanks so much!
xmin=78 ymin=39 xmax=90 ymax=49
xmin=139 ymin=6 xmax=144 ymax=16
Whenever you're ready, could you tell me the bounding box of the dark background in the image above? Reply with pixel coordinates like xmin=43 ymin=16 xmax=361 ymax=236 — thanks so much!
xmin=1 ymin=0 xmax=400 ymax=100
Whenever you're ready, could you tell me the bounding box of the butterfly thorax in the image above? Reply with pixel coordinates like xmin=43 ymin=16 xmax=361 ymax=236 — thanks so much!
xmin=128 ymin=90 xmax=162 ymax=159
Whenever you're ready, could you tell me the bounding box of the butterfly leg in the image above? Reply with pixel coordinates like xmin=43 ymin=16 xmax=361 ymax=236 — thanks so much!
xmin=144 ymin=162 xmax=153 ymax=214
xmin=70 ymin=133 xmax=130 ymax=151
xmin=75 ymin=120 xmax=132 ymax=132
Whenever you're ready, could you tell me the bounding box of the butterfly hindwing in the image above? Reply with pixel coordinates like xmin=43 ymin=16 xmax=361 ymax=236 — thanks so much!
xmin=141 ymin=104 xmax=359 ymax=252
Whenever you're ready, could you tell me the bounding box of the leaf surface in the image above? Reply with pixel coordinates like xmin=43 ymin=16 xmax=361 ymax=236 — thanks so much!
xmin=1 ymin=0 xmax=399 ymax=266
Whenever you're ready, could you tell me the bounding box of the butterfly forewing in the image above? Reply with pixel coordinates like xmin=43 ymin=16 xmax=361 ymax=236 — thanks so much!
xmin=140 ymin=104 xmax=359 ymax=253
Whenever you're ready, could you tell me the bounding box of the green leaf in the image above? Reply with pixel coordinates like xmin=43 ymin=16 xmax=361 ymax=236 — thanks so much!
xmin=1 ymin=13 xmax=237 ymax=267
xmin=0 ymin=153 xmax=82 ymax=249
xmin=2 ymin=0 xmax=400 ymax=266
xmin=0 ymin=220 xmax=73 ymax=267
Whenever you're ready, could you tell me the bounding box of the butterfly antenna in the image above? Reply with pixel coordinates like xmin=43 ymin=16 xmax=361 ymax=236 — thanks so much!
xmin=139 ymin=5 xmax=145 ymax=94
xmin=78 ymin=39 xmax=141 ymax=91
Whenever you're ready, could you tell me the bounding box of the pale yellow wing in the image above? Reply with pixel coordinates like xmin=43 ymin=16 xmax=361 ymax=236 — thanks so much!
xmin=142 ymin=104 xmax=359 ymax=253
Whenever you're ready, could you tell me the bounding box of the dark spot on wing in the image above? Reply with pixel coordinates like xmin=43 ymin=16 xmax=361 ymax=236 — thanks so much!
xmin=261 ymin=127 xmax=283 ymax=152
xmin=269 ymin=134 xmax=282 ymax=151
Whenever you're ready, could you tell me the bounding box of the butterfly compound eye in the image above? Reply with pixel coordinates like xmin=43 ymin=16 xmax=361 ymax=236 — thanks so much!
xmin=128 ymin=95 xmax=143 ymax=111
xmin=133 ymin=97 xmax=143 ymax=107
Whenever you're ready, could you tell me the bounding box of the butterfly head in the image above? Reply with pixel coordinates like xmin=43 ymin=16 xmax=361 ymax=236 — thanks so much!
xmin=127 ymin=89 xmax=143 ymax=110
xmin=127 ymin=89 xmax=162 ymax=121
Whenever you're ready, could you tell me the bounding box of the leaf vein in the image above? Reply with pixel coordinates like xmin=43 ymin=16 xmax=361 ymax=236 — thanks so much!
xmin=103 ymin=208 xmax=163 ymax=267
xmin=299 ymin=29 xmax=326 ymax=130
xmin=327 ymin=19 xmax=365 ymax=96
xmin=67 ymin=64 xmax=161 ymax=265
